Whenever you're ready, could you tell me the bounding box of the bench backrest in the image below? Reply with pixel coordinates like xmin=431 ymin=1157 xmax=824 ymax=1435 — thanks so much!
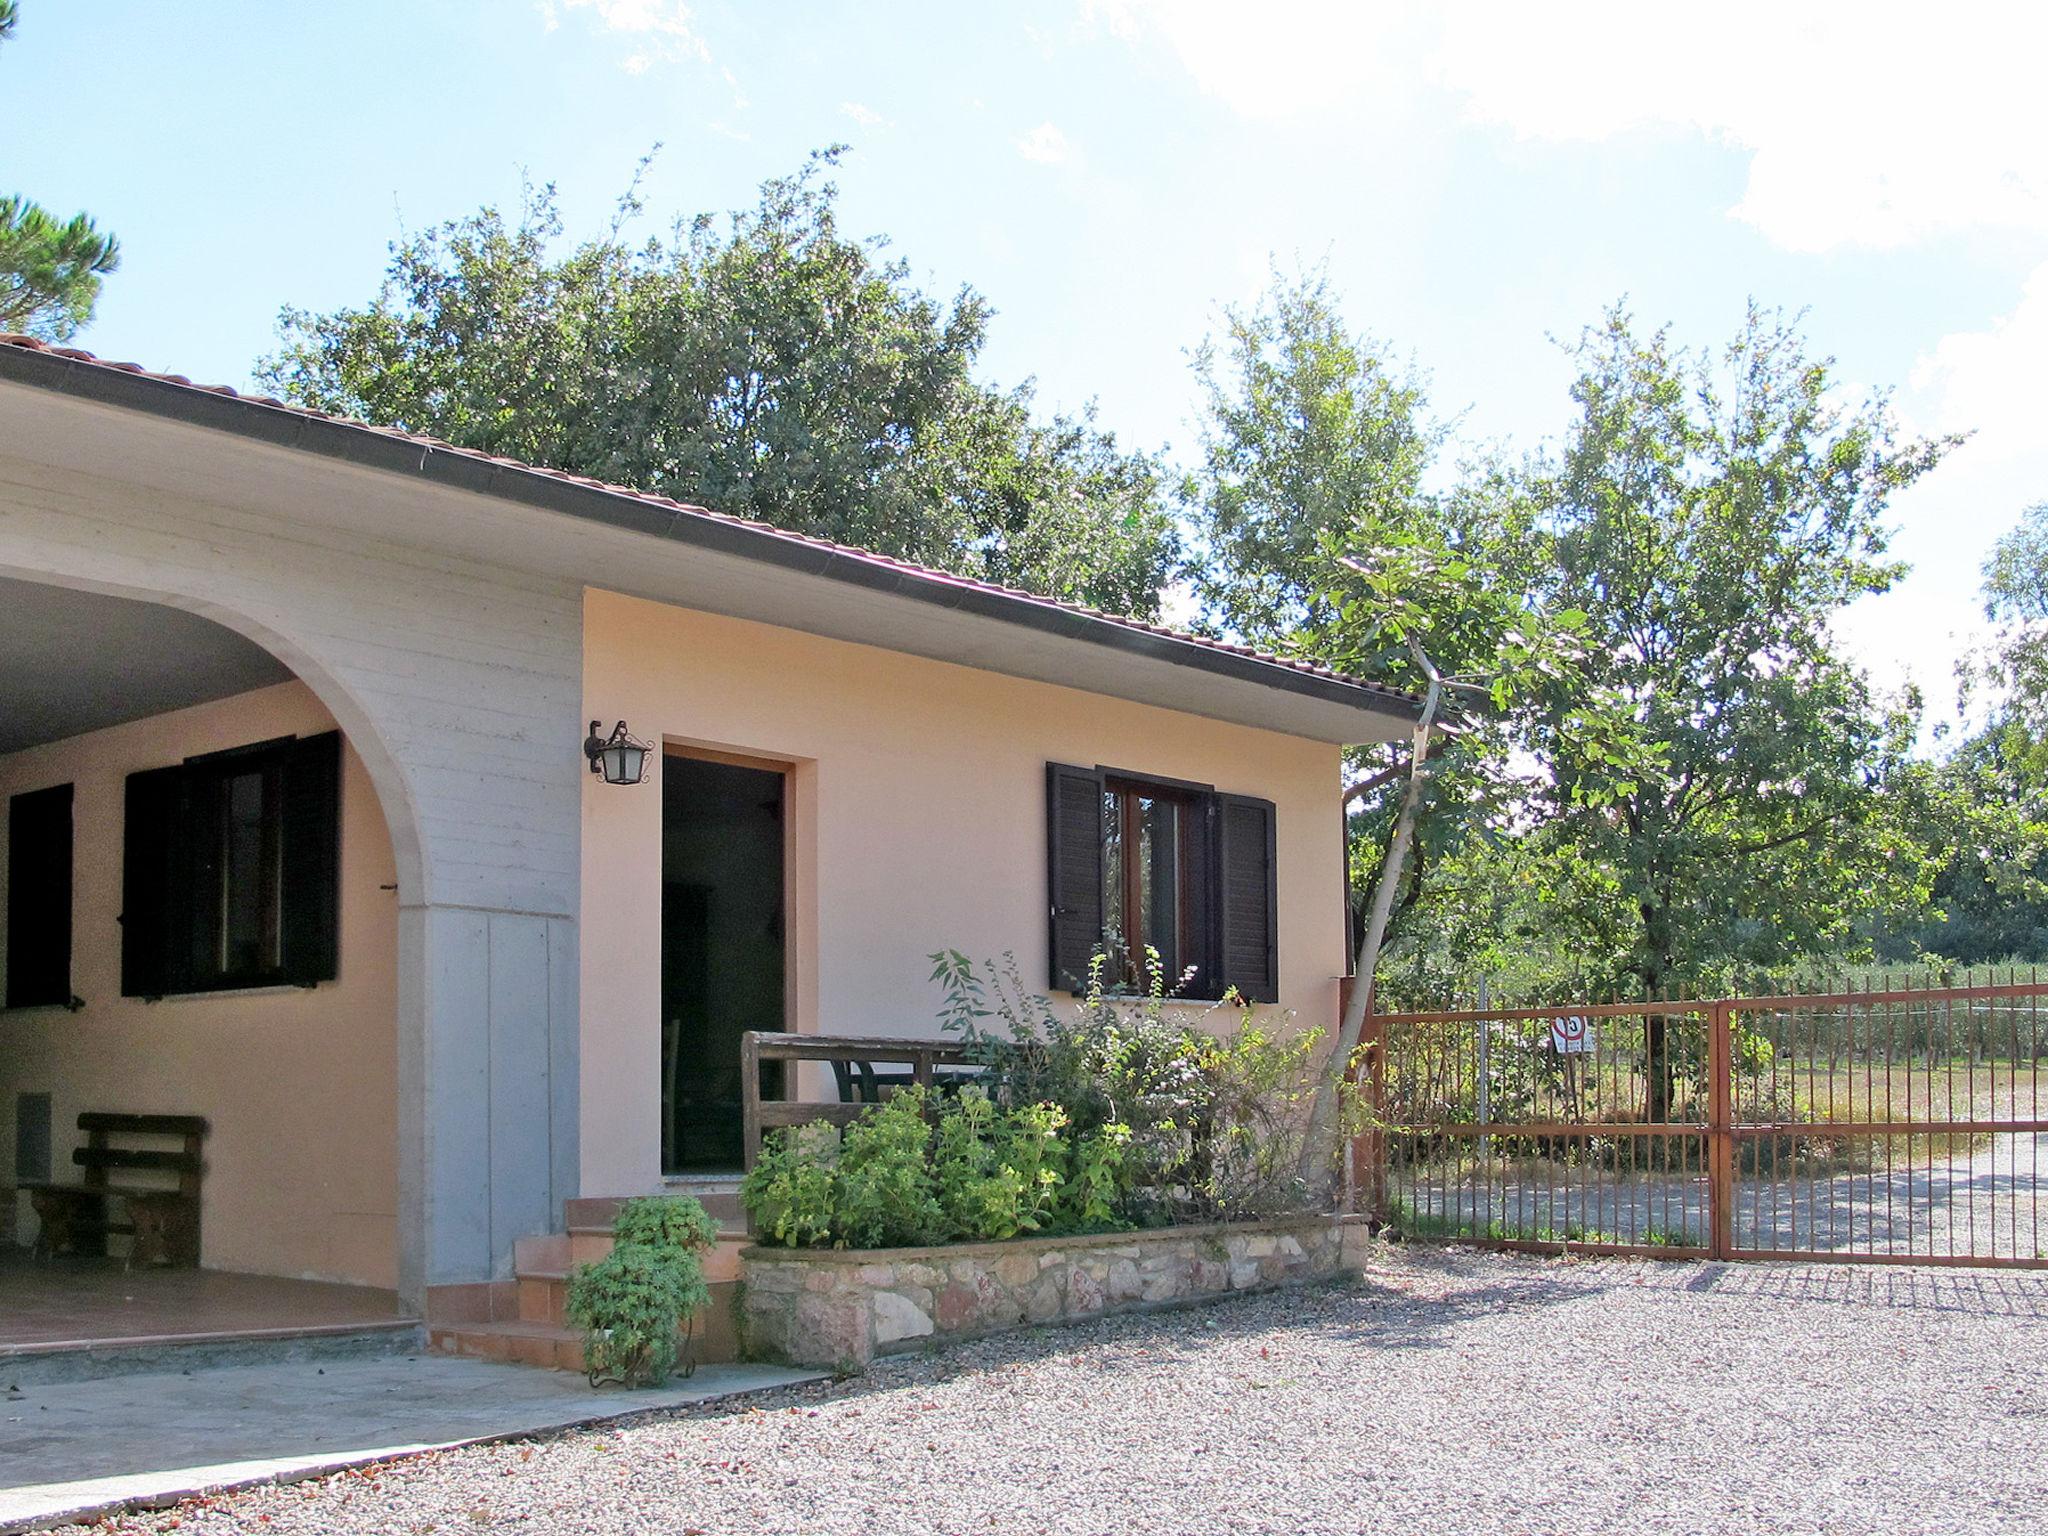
xmin=74 ymin=1112 xmax=207 ymax=1198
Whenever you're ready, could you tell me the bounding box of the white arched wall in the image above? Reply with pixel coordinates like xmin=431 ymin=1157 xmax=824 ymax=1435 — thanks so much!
xmin=0 ymin=451 xmax=585 ymax=1303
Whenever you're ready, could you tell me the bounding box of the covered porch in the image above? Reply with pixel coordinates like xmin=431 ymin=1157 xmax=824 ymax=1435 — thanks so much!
xmin=0 ymin=575 xmax=412 ymax=1368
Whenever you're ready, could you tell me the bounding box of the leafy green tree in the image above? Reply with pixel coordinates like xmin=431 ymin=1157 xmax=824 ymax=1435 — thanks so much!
xmin=1971 ymin=501 xmax=2048 ymax=753
xmin=0 ymin=4 xmax=120 ymax=341
xmin=1187 ymin=267 xmax=1437 ymax=647
xmin=260 ymin=151 xmax=1176 ymax=616
xmin=1867 ymin=727 xmax=2048 ymax=965
xmin=1524 ymin=306 xmax=1953 ymax=1114
xmin=1187 ymin=270 xmax=1512 ymax=969
xmin=1866 ymin=502 xmax=2048 ymax=966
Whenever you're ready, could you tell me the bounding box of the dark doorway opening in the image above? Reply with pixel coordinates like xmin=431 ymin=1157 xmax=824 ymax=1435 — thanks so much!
xmin=662 ymin=751 xmax=787 ymax=1173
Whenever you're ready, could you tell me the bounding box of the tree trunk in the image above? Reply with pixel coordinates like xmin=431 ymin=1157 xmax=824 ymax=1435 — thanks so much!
xmin=1297 ymin=640 xmax=1446 ymax=1197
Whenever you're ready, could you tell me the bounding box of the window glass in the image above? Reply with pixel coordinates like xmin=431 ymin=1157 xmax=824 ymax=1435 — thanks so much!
xmin=1102 ymin=781 xmax=1190 ymax=991
xmin=218 ymin=768 xmax=279 ymax=977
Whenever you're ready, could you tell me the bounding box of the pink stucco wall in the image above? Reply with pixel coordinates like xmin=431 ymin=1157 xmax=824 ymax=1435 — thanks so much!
xmin=579 ymin=586 xmax=1350 ymax=1197
xmin=0 ymin=681 xmax=400 ymax=1288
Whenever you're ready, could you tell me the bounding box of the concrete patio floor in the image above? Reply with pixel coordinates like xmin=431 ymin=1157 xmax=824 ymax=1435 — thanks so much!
xmin=0 ymin=1251 xmax=411 ymax=1360
xmin=0 ymin=1351 xmax=821 ymax=1532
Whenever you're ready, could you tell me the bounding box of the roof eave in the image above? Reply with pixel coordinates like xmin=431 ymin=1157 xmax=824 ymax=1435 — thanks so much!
xmin=0 ymin=342 xmax=1422 ymax=733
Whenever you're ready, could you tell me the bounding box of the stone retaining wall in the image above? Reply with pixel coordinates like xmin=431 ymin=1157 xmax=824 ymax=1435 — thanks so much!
xmin=740 ymin=1215 xmax=1371 ymax=1369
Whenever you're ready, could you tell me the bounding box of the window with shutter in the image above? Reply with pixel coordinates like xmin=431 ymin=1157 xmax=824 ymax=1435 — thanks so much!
xmin=1045 ymin=762 xmax=1105 ymax=992
xmin=6 ymin=782 xmax=75 ymax=1009
xmin=121 ymin=731 xmax=343 ymax=997
xmin=1215 ymin=793 xmax=1279 ymax=1005
xmin=1045 ymin=763 xmax=1279 ymax=1003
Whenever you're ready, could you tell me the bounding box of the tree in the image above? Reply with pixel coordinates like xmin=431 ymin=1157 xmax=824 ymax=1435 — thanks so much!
xmin=0 ymin=5 xmax=120 ymax=341
xmin=1187 ymin=267 xmax=1436 ymax=648
xmin=260 ymin=151 xmax=1176 ymax=617
xmin=1526 ymin=305 xmax=1953 ymax=1115
xmin=1868 ymin=501 xmax=2048 ymax=966
xmin=1292 ymin=508 xmax=1617 ymax=1190
xmin=1186 ymin=271 xmax=1505 ymax=963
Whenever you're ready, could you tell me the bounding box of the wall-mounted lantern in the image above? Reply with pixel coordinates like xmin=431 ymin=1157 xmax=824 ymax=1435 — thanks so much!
xmin=584 ymin=720 xmax=650 ymax=786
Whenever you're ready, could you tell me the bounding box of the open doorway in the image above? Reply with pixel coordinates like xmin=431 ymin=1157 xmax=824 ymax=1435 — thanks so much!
xmin=661 ymin=749 xmax=788 ymax=1172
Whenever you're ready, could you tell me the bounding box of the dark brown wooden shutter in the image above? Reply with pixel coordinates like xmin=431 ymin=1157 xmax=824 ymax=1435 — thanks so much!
xmin=6 ymin=783 xmax=74 ymax=1009
xmin=122 ymin=764 xmax=186 ymax=998
xmin=1045 ymin=762 xmax=1105 ymax=992
xmin=1215 ymin=792 xmax=1278 ymax=1004
xmin=280 ymin=730 xmax=343 ymax=985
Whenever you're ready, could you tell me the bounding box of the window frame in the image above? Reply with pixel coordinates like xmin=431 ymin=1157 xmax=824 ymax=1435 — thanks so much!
xmin=1100 ymin=771 xmax=1204 ymax=997
xmin=122 ymin=732 xmax=341 ymax=999
xmin=184 ymin=743 xmax=290 ymax=991
xmin=1047 ymin=762 xmax=1279 ymax=1007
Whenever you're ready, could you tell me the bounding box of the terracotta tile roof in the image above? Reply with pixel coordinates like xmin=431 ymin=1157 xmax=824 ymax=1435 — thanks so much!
xmin=0 ymin=333 xmax=1419 ymax=712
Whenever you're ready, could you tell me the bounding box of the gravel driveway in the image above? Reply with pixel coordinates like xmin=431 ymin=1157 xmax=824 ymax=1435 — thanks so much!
xmin=60 ymin=1246 xmax=2048 ymax=1536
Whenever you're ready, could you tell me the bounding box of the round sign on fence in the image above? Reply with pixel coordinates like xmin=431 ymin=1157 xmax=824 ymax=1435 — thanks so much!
xmin=1550 ymin=1015 xmax=1594 ymax=1053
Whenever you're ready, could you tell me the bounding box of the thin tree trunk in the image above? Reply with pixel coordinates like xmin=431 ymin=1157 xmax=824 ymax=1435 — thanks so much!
xmin=1298 ymin=639 xmax=1446 ymax=1196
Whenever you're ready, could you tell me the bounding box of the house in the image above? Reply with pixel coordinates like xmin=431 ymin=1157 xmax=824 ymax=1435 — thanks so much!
xmin=0 ymin=333 xmax=1419 ymax=1352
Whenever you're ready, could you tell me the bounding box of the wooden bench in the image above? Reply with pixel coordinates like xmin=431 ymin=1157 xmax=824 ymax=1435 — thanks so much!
xmin=25 ymin=1113 xmax=207 ymax=1268
xmin=740 ymin=1031 xmax=981 ymax=1171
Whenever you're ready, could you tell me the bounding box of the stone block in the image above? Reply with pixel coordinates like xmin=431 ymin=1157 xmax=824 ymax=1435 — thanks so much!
xmin=794 ymin=1293 xmax=873 ymax=1369
xmin=745 ymin=1261 xmax=806 ymax=1294
xmin=1188 ymin=1258 xmax=1229 ymax=1293
xmin=873 ymin=1290 xmax=935 ymax=1345
xmin=1106 ymin=1258 xmax=1143 ymax=1303
xmin=1026 ymin=1275 xmax=1064 ymax=1322
xmin=1066 ymin=1264 xmax=1105 ymax=1315
xmin=992 ymin=1252 xmax=1040 ymax=1289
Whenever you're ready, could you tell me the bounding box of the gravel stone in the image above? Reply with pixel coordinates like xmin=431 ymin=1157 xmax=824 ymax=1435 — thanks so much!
xmin=60 ymin=1245 xmax=2048 ymax=1536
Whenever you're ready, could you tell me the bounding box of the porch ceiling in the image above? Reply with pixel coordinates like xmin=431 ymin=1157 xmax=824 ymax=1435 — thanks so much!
xmin=0 ymin=576 xmax=291 ymax=753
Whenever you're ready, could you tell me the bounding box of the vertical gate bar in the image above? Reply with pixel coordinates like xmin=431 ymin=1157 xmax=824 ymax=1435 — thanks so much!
xmin=1366 ymin=1004 xmax=1388 ymax=1229
xmin=1885 ymin=980 xmax=1897 ymax=1258
xmin=1710 ymin=999 xmax=1733 ymax=1260
xmin=1863 ymin=978 xmax=1874 ymax=1258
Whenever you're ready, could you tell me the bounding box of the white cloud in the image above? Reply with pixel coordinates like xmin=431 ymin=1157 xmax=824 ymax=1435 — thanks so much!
xmin=840 ymin=101 xmax=886 ymax=128
xmin=546 ymin=0 xmax=724 ymax=79
xmin=1911 ymin=262 xmax=2048 ymax=470
xmin=1015 ymin=120 xmax=1076 ymax=165
xmin=1084 ymin=0 xmax=1417 ymax=120
xmin=1833 ymin=265 xmax=2048 ymax=737
xmin=1092 ymin=0 xmax=2048 ymax=253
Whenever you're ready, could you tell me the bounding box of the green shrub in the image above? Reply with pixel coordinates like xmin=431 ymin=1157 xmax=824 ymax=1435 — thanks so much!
xmin=738 ymin=952 xmax=1340 ymax=1249
xmin=563 ymin=1195 xmax=715 ymax=1388
xmin=834 ymin=1088 xmax=944 ymax=1247
xmin=933 ymin=1090 xmax=1066 ymax=1240
xmin=741 ymin=1122 xmax=840 ymax=1247
xmin=933 ymin=949 xmax=1337 ymax=1224
xmin=612 ymin=1192 xmax=720 ymax=1253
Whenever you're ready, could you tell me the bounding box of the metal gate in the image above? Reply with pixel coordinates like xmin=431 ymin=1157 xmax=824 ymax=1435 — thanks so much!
xmin=1358 ymin=980 xmax=2048 ymax=1269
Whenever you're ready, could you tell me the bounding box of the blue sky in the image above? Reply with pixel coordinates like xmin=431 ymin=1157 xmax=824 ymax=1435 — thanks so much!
xmin=11 ymin=1 xmax=2046 ymax=734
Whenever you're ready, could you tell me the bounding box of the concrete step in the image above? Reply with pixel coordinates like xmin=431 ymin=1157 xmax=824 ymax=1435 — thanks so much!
xmin=429 ymin=1277 xmax=741 ymax=1373
xmin=559 ymin=1227 xmax=748 ymax=1281
xmin=430 ymin=1194 xmax=752 ymax=1375
xmin=565 ymin=1187 xmax=746 ymax=1229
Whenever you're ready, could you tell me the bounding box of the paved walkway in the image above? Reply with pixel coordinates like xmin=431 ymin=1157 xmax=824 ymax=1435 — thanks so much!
xmin=0 ymin=1353 xmax=819 ymax=1531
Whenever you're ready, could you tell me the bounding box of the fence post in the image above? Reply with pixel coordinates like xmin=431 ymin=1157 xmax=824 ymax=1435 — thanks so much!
xmin=740 ymin=1030 xmax=762 ymax=1174
xmin=1363 ymin=990 xmax=1389 ymax=1228
xmin=1707 ymin=1001 xmax=1734 ymax=1259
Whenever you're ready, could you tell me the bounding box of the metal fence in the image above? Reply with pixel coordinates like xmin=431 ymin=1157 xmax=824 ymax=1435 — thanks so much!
xmin=1358 ymin=976 xmax=2048 ymax=1269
